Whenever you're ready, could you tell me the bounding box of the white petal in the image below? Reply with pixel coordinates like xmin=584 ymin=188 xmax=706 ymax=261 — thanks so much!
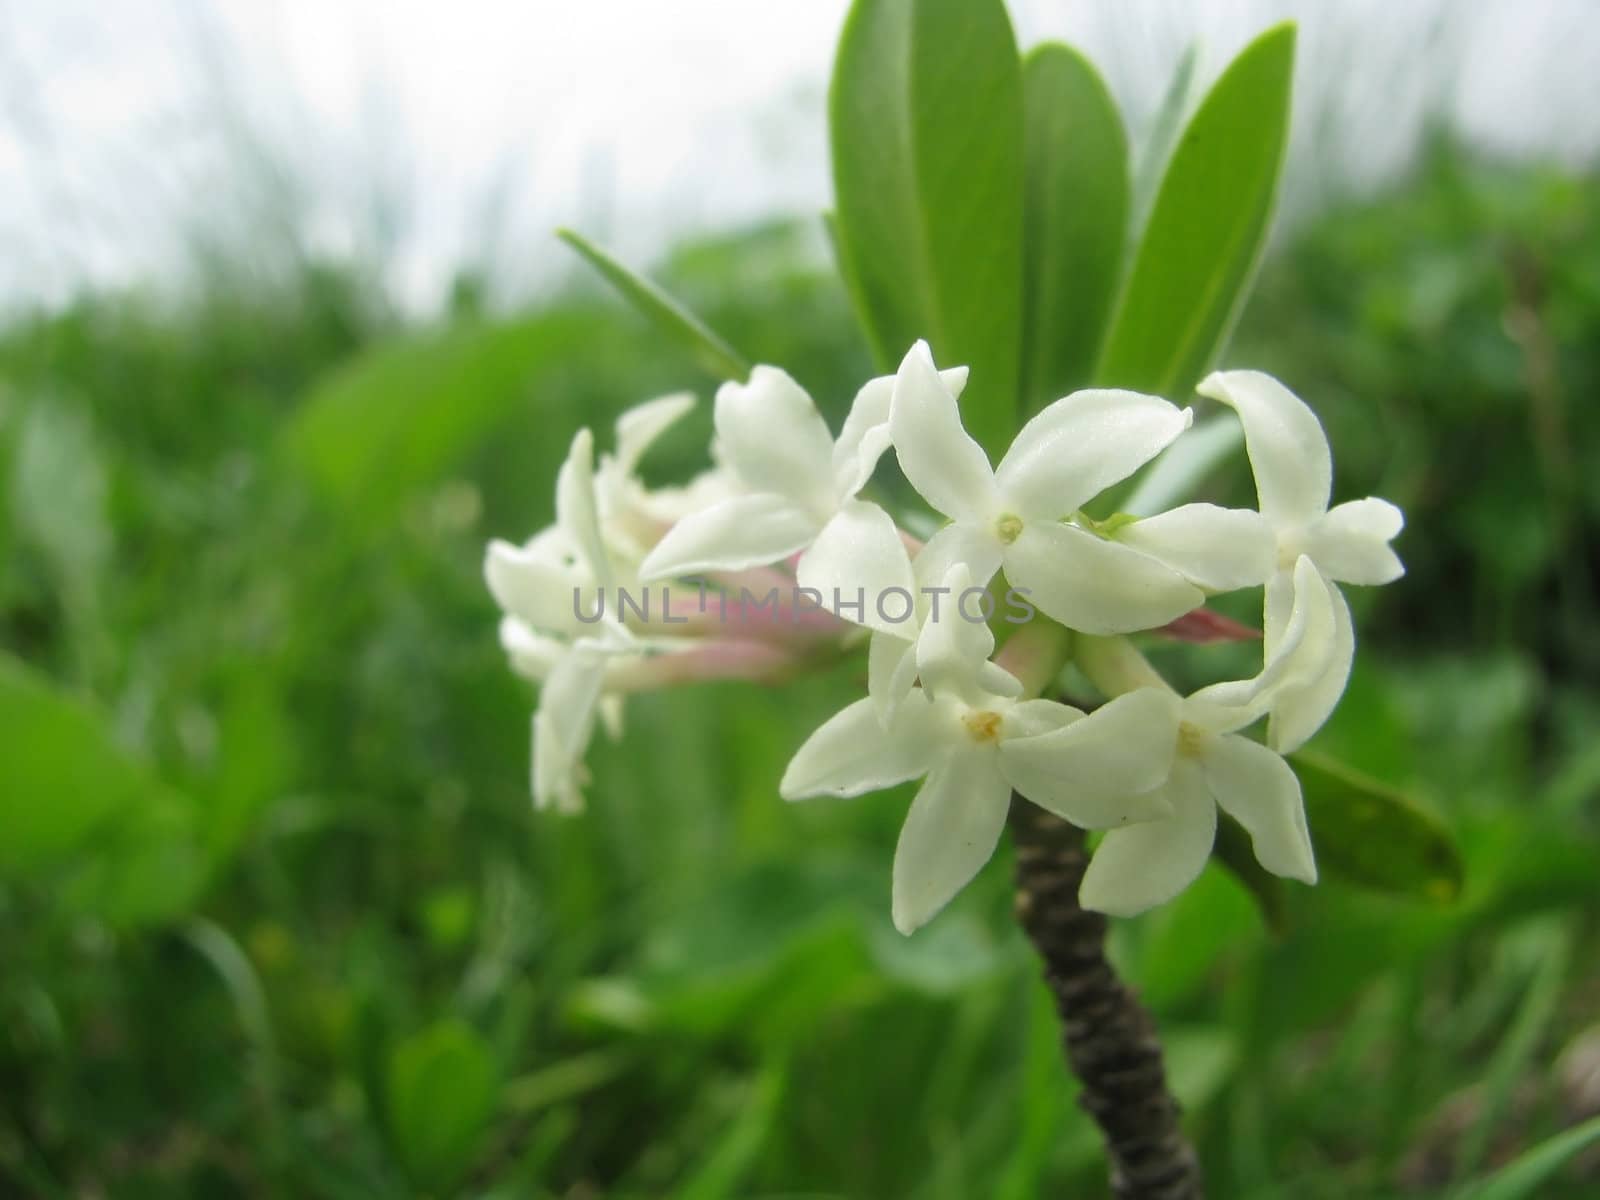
xmin=1198 ymin=370 xmax=1332 ymax=527
xmin=638 ymin=493 xmax=819 ymax=579
xmin=889 ymin=341 xmax=1000 ymax=522
xmin=1123 ymin=412 xmax=1245 ymax=517
xmin=485 ymin=538 xmax=593 ymax=633
xmin=832 ymin=367 xmax=968 ymax=501
xmin=915 ymin=562 xmax=995 ymax=703
xmin=999 ymin=688 xmax=1181 ymax=828
xmin=779 ymin=694 xmax=950 ymax=800
xmin=995 ymin=389 xmax=1191 ymax=519
xmin=868 ymin=630 xmax=919 ymax=726
xmin=531 ymin=651 xmax=606 ymax=812
xmin=714 ymin=366 xmax=836 ymax=513
xmin=1078 ymin=762 xmax=1217 ymax=916
xmin=1185 ymin=556 xmax=1334 ymax=734
xmin=1267 ymin=577 xmax=1355 ymax=754
xmin=1002 ymin=698 xmax=1083 ymax=738
xmin=499 ymin=617 xmax=564 ymax=681
xmin=1262 ymin=562 xmax=1297 ymax=657
xmin=1303 ymin=498 xmax=1405 ymax=585
xmin=1114 ymin=503 xmax=1276 ymax=592
xmin=613 ymin=392 xmax=695 ymax=474
xmin=891 ymin=750 xmax=1012 ymax=934
xmin=555 ymin=428 xmax=613 ymax=588
xmin=1004 ymin=521 xmax=1203 ymax=635
xmin=795 ymin=500 xmax=917 ymax=635
xmin=1202 ymin=734 xmax=1316 ymax=883
xmin=912 ymin=522 xmax=1005 ymax=593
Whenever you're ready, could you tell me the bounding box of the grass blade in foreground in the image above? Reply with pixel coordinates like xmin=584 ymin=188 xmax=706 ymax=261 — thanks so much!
xmin=1097 ymin=23 xmax=1295 ymax=398
xmin=1020 ymin=42 xmax=1129 ymax=410
xmin=1454 ymin=1114 xmax=1600 ymax=1200
xmin=829 ymin=0 xmax=1024 ymax=456
xmin=558 ymin=228 xmax=750 ymax=382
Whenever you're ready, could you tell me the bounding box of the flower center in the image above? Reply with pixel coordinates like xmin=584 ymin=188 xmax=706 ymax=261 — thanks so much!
xmin=995 ymin=513 xmax=1024 ymax=545
xmin=1176 ymin=721 xmax=1207 ymax=758
xmin=962 ymin=709 xmax=1004 ymax=743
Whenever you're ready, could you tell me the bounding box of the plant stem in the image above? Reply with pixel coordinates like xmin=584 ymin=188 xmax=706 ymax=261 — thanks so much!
xmin=1009 ymin=796 xmax=1203 ymax=1199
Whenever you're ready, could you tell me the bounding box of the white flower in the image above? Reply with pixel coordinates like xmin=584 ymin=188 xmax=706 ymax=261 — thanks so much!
xmin=1076 ymin=557 xmax=1339 ymax=916
xmin=1198 ymin=370 xmax=1405 ymax=752
xmin=781 ymin=564 xmax=1178 ymax=934
xmin=530 ymin=642 xmax=611 ymax=813
xmin=888 ymin=342 xmax=1271 ymax=636
xmin=636 ymin=362 xmax=966 ymax=597
xmin=485 ymin=425 xmax=623 ymax=640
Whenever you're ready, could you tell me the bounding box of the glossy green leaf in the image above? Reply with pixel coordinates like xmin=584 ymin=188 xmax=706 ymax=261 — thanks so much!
xmin=1097 ymin=23 xmax=1295 ymax=397
xmin=1129 ymin=42 xmax=1200 ymax=243
xmin=385 ymin=1020 xmax=499 ymax=1191
xmin=1020 ymin=43 xmax=1129 ymax=409
xmin=830 ymin=0 xmax=1025 ymax=455
xmin=286 ymin=310 xmax=604 ymax=523
xmin=0 ymin=652 xmax=157 ymax=874
xmin=1294 ymin=750 xmax=1464 ymax=902
xmin=557 ymin=228 xmax=750 ymax=381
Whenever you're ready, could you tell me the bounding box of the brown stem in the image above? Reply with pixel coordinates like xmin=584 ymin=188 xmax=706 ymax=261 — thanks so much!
xmin=1009 ymin=795 xmax=1203 ymax=1199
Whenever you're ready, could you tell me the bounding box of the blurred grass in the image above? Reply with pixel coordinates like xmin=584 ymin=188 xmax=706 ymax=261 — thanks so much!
xmin=0 ymin=149 xmax=1598 ymax=1198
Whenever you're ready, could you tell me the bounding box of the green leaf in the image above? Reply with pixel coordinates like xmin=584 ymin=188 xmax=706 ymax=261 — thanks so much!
xmin=557 ymin=228 xmax=750 ymax=381
xmin=1455 ymin=1113 xmax=1600 ymax=1200
xmin=1212 ymin=813 xmax=1289 ymax=932
xmin=385 ymin=1020 xmax=499 ymax=1191
xmin=1293 ymin=750 xmax=1465 ymax=902
xmin=1129 ymin=42 xmax=1200 ymax=244
xmin=1097 ymin=23 xmax=1295 ymax=397
xmin=1019 ymin=43 xmax=1129 ymax=409
xmin=829 ymin=0 xmax=1025 ymax=456
xmin=0 ymin=652 xmax=156 ymax=874
xmin=285 ymin=311 xmax=603 ymax=524
xmin=0 ymin=652 xmax=205 ymax=925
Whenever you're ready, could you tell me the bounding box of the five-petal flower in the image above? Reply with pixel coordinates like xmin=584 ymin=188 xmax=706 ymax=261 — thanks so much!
xmin=888 ymin=342 xmax=1267 ymax=635
xmin=781 ymin=565 xmax=1178 ymax=933
xmin=1075 ymin=556 xmax=1337 ymax=915
xmin=1199 ymin=370 xmax=1404 ymax=752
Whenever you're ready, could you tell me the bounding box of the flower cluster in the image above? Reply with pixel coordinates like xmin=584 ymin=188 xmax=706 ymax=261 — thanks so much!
xmin=486 ymin=342 xmax=1403 ymax=931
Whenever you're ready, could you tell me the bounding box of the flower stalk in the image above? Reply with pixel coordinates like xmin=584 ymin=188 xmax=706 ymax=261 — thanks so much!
xmin=1009 ymin=795 xmax=1203 ymax=1199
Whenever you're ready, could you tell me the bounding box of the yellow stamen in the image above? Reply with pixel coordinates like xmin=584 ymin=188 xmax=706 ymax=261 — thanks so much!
xmin=1177 ymin=721 xmax=1207 ymax=758
xmin=963 ymin=710 xmax=1004 ymax=743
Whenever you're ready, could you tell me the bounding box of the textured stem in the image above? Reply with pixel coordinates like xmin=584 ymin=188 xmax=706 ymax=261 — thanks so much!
xmin=1009 ymin=796 xmax=1203 ymax=1199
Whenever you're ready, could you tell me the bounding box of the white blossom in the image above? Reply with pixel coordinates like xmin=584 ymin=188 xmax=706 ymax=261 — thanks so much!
xmin=781 ymin=564 xmax=1177 ymax=933
xmin=1075 ymin=557 xmax=1338 ymax=916
xmin=888 ymin=342 xmax=1273 ymax=636
xmin=1199 ymin=370 xmax=1404 ymax=752
xmin=637 ymin=363 xmax=965 ymax=595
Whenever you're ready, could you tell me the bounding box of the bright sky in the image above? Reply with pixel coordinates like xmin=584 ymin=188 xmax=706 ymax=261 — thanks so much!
xmin=1 ymin=0 xmax=1595 ymax=310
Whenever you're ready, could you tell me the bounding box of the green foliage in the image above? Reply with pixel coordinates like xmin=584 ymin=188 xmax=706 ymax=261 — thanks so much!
xmin=1458 ymin=1115 xmax=1600 ymax=1200
xmin=1294 ymin=750 xmax=1465 ymax=902
xmin=1098 ymin=23 xmax=1296 ymax=396
xmin=1 ymin=15 xmax=1598 ymax=1196
xmin=287 ymin=310 xmax=613 ymax=525
xmin=385 ymin=1020 xmax=500 ymax=1191
xmin=830 ymin=0 xmax=1025 ymax=456
xmin=557 ymin=228 xmax=751 ymax=381
xmin=1020 ymin=43 xmax=1129 ymax=408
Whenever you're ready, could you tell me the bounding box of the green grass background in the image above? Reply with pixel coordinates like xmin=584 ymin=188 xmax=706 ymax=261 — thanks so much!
xmin=1 ymin=144 xmax=1598 ymax=1197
